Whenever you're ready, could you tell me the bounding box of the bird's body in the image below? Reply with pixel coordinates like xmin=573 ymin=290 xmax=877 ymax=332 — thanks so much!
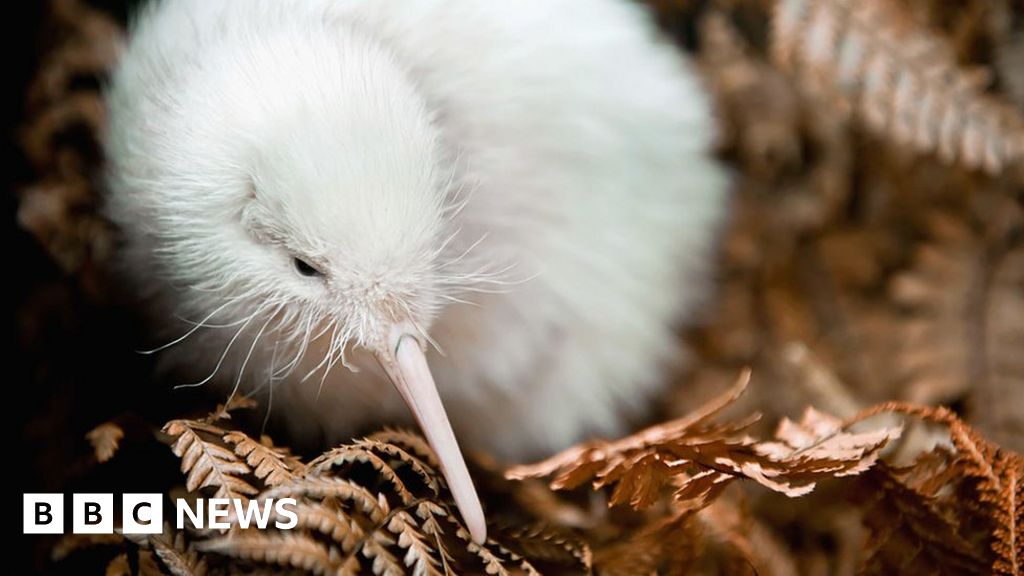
xmin=105 ymin=0 xmax=727 ymax=538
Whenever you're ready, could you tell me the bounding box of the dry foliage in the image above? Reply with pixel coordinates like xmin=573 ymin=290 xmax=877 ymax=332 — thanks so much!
xmin=507 ymin=373 xmax=899 ymax=508
xmin=772 ymin=0 xmax=1024 ymax=176
xmin=850 ymin=402 xmax=1024 ymax=575
xmin=53 ymin=378 xmax=1023 ymax=575
xmin=17 ymin=0 xmax=121 ymax=296
xmin=87 ymin=422 xmax=125 ymax=463
xmin=18 ymin=0 xmax=1024 ymax=574
xmin=63 ymin=400 xmax=588 ymax=575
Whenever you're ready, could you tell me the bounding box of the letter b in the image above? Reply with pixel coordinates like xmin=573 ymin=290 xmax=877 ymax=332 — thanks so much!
xmin=73 ymin=494 xmax=113 ymax=534
xmin=24 ymin=494 xmax=63 ymax=534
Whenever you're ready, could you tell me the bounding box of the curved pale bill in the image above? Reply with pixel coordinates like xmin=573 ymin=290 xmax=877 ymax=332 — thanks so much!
xmin=375 ymin=334 xmax=487 ymax=544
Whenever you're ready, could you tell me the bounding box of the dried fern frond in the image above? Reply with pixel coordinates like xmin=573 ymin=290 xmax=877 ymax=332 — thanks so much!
xmin=591 ymin=510 xmax=700 ymax=576
xmin=191 ymin=424 xmax=554 ymax=575
xmin=888 ymin=213 xmax=984 ymax=405
xmin=198 ymin=533 xmax=342 ymax=576
xmin=508 ymin=372 xmax=899 ymax=511
xmin=17 ymin=0 xmax=121 ymax=281
xmin=128 ymin=524 xmax=208 ymax=576
xmin=206 ymin=396 xmax=259 ymax=423
xmin=885 ymin=207 xmax=1024 ymax=451
xmin=697 ymin=497 xmax=801 ymax=576
xmin=455 ymin=527 xmax=543 ymax=576
xmin=852 ymin=402 xmax=1024 ymax=575
xmin=492 ymin=523 xmax=592 ymax=572
xmin=385 ymin=510 xmax=447 ymax=576
xmin=975 ymin=241 xmax=1024 ymax=451
xmin=263 ymin=476 xmax=390 ymax=522
xmin=368 ymin=428 xmax=441 ymax=470
xmin=772 ymin=0 xmax=1024 ymax=175
xmin=223 ymin=431 xmax=297 ymax=487
xmin=162 ymin=419 xmax=258 ymax=502
xmin=857 ymin=454 xmax=989 ymax=575
xmin=86 ymin=421 xmax=124 ymax=463
xmin=150 ymin=530 xmax=208 ymax=576
xmin=306 ymin=440 xmax=440 ymax=504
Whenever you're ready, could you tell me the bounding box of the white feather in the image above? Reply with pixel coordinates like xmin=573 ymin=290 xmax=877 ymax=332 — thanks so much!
xmin=104 ymin=0 xmax=730 ymax=461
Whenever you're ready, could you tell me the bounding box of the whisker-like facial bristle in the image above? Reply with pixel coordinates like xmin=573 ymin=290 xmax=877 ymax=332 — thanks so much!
xmin=438 ymin=294 xmax=479 ymax=307
xmin=223 ymin=305 xmax=279 ymax=408
xmin=273 ymin=313 xmax=316 ymax=380
xmin=140 ymin=294 xmax=246 ymax=354
xmin=337 ymin=323 xmax=360 ymax=372
xmin=174 ymin=300 xmax=270 ymax=389
xmin=436 ymin=232 xmax=489 ymax=271
xmin=301 ymin=321 xmax=340 ymax=385
xmin=186 ymin=271 xmax=243 ymax=294
xmin=259 ymin=339 xmax=281 ymax=434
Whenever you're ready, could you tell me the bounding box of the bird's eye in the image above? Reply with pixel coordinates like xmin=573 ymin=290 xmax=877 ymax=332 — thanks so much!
xmin=293 ymin=257 xmax=323 ymax=278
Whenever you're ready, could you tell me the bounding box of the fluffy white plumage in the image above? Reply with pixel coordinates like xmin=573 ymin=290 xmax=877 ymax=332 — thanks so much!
xmin=104 ymin=0 xmax=728 ymax=540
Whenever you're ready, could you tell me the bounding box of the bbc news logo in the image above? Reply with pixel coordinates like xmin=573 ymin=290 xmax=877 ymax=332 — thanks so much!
xmin=24 ymin=494 xmax=298 ymax=534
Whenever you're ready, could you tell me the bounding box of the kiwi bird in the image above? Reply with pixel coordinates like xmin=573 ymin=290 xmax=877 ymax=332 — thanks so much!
xmin=104 ymin=0 xmax=729 ymax=542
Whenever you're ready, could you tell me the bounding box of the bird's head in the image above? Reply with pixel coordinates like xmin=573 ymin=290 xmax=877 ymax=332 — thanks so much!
xmin=106 ymin=20 xmax=487 ymax=541
xmin=239 ymin=53 xmax=449 ymax=354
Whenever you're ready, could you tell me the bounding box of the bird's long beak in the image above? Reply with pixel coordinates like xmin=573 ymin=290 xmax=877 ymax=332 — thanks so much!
xmin=374 ymin=324 xmax=487 ymax=544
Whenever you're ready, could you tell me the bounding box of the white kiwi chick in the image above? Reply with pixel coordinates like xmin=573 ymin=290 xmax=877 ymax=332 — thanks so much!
xmin=104 ymin=0 xmax=729 ymax=543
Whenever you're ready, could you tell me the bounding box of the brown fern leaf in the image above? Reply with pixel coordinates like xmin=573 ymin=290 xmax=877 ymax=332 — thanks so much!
xmin=86 ymin=422 xmax=124 ymax=463
xmin=976 ymin=242 xmax=1024 ymax=451
xmin=307 ymin=445 xmax=418 ymax=505
xmin=358 ymin=531 xmax=407 ymax=576
xmin=262 ymin=466 xmax=469 ymax=575
xmin=697 ymin=498 xmax=800 ymax=576
xmin=276 ymin=500 xmax=366 ymax=554
xmin=223 ymin=431 xmax=297 ymax=487
xmin=146 ymin=525 xmax=208 ymax=576
xmin=506 ymin=372 xmax=754 ymax=487
xmin=991 ymin=451 xmax=1023 ymax=576
xmin=369 ymin=428 xmax=441 ymax=470
xmin=261 ymin=479 xmax=446 ymax=575
xmin=771 ymin=0 xmax=1024 ymax=175
xmin=854 ymin=402 xmax=1023 ymax=575
xmin=262 ymin=434 xmax=306 ymax=470
xmin=26 ymin=0 xmax=122 ymax=111
xmin=69 ymin=416 xmax=605 ymax=574
xmin=457 ymin=528 xmax=542 ymax=576
xmin=857 ymin=459 xmax=990 ymax=575
xmin=888 ymin=213 xmax=984 ymax=406
xmin=412 ymin=500 xmax=449 ymax=539
xmin=206 ymin=395 xmax=259 ymax=423
xmin=885 ymin=209 xmax=1023 ymax=450
xmin=357 ymin=438 xmax=442 ymax=496
xmin=386 ymin=510 xmax=446 ymax=576
xmin=163 ymin=420 xmax=258 ymax=501
xmin=592 ymin=511 xmax=700 ymax=576
xmin=198 ymin=532 xmax=342 ymax=575
xmin=492 ymin=523 xmax=592 ymax=574
xmin=508 ymin=373 xmax=898 ymax=512
xmin=17 ymin=0 xmax=120 ymax=280
xmin=262 ymin=476 xmax=391 ymax=524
